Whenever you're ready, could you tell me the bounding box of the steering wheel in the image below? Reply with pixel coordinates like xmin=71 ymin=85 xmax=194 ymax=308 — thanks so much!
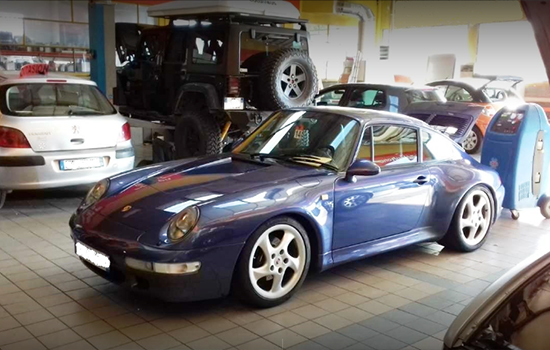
xmin=314 ymin=145 xmax=335 ymax=158
xmin=448 ymin=91 xmax=463 ymax=101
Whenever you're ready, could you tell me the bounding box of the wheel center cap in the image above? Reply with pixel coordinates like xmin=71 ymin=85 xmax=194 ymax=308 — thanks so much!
xmin=275 ymin=258 xmax=282 ymax=266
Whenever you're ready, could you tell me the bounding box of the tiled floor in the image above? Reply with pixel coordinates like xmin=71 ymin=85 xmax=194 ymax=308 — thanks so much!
xmin=0 ymin=189 xmax=547 ymax=350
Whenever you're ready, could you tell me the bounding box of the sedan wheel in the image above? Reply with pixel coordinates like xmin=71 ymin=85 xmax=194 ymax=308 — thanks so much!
xmin=462 ymin=126 xmax=483 ymax=154
xmin=459 ymin=190 xmax=492 ymax=246
xmin=235 ymin=217 xmax=310 ymax=307
xmin=439 ymin=186 xmax=493 ymax=252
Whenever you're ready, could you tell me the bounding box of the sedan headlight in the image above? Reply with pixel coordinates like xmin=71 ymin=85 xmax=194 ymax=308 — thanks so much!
xmin=167 ymin=206 xmax=200 ymax=242
xmin=80 ymin=179 xmax=110 ymax=210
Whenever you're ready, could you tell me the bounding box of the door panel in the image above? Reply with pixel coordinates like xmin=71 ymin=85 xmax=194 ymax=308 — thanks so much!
xmin=333 ymin=166 xmax=432 ymax=249
xmin=332 ymin=124 xmax=432 ymax=250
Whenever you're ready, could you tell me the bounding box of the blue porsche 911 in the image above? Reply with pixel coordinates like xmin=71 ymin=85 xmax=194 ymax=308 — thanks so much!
xmin=70 ymin=107 xmax=504 ymax=307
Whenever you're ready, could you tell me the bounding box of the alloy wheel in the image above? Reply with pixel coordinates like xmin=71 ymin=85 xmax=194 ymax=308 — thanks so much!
xmin=248 ymin=224 xmax=306 ymax=300
xmin=459 ymin=189 xmax=492 ymax=246
xmin=279 ymin=63 xmax=307 ymax=100
xmin=463 ymin=130 xmax=478 ymax=152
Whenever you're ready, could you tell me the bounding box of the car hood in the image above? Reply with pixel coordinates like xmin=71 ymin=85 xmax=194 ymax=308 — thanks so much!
xmin=92 ymin=154 xmax=327 ymax=233
xmin=404 ymin=101 xmax=483 ymax=144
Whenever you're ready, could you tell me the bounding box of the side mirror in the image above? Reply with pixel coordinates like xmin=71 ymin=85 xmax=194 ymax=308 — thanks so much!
xmin=345 ymin=159 xmax=380 ymax=182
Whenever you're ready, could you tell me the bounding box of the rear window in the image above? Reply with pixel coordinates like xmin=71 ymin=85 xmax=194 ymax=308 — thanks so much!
xmin=1 ymin=83 xmax=117 ymax=117
xmin=405 ymin=89 xmax=446 ymax=103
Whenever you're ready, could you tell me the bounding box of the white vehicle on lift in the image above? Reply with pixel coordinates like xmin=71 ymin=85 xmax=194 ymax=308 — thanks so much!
xmin=0 ymin=64 xmax=135 ymax=208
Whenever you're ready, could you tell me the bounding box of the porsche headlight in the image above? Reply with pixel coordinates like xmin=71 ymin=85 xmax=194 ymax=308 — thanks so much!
xmin=167 ymin=206 xmax=200 ymax=242
xmin=80 ymin=179 xmax=110 ymax=209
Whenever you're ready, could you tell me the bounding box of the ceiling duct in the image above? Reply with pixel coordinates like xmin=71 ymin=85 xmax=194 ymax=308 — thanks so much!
xmin=334 ymin=1 xmax=375 ymax=65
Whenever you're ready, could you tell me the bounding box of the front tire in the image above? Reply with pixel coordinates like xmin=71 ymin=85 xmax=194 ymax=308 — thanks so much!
xmin=440 ymin=186 xmax=493 ymax=252
xmin=174 ymin=111 xmax=221 ymax=159
xmin=234 ymin=217 xmax=311 ymax=308
xmin=462 ymin=125 xmax=483 ymax=154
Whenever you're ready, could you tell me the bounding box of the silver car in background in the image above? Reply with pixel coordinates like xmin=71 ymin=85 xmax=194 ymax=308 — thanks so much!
xmin=444 ymin=248 xmax=550 ymax=350
xmin=0 ymin=66 xmax=134 ymax=207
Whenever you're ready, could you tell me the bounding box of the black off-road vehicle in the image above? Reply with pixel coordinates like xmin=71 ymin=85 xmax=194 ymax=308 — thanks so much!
xmin=114 ymin=1 xmax=318 ymax=159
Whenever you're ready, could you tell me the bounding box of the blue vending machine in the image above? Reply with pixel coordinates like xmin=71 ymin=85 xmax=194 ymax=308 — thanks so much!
xmin=481 ymin=103 xmax=550 ymax=220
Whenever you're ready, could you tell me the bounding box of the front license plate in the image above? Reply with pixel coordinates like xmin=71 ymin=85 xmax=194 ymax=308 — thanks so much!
xmin=60 ymin=157 xmax=104 ymax=171
xmin=224 ymin=97 xmax=244 ymax=110
xmin=75 ymin=242 xmax=110 ymax=271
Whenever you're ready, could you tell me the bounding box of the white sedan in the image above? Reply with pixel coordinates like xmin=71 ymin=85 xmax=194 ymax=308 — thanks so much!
xmin=0 ymin=64 xmax=134 ymax=208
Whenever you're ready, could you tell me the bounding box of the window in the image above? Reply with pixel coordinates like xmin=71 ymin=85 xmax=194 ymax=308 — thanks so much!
xmin=357 ymin=127 xmax=372 ymax=160
xmin=315 ymin=89 xmax=345 ymax=106
xmin=482 ymin=88 xmax=508 ymax=102
xmin=2 ymin=83 xmax=116 ymax=117
xmin=405 ymin=89 xmax=446 ymax=103
xmin=371 ymin=125 xmax=418 ymax=167
xmin=233 ymin=110 xmax=360 ymax=171
xmin=140 ymin=34 xmax=163 ymax=62
xmin=443 ymin=86 xmax=473 ymax=102
xmin=193 ymin=33 xmax=224 ymax=65
xmin=422 ymin=130 xmax=462 ymax=161
xmin=240 ymin=31 xmax=307 ymax=67
xmin=347 ymin=89 xmax=386 ymax=109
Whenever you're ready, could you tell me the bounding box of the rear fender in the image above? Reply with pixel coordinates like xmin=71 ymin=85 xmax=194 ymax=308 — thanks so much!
xmin=174 ymin=84 xmax=221 ymax=113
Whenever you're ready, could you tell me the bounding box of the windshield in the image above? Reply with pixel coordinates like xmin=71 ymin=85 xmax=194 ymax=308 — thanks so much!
xmin=1 ymin=83 xmax=117 ymax=117
xmin=406 ymin=88 xmax=446 ymax=103
xmin=233 ymin=110 xmax=360 ymax=171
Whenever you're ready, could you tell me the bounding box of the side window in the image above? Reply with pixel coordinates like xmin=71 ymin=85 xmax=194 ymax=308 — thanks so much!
xmin=193 ymin=33 xmax=224 ymax=65
xmin=347 ymin=89 xmax=386 ymax=109
xmin=483 ymin=88 xmax=507 ymax=102
xmin=316 ymin=89 xmax=345 ymax=106
xmin=166 ymin=31 xmax=187 ymax=63
xmin=445 ymin=86 xmax=473 ymax=102
xmin=140 ymin=34 xmax=162 ymax=62
xmin=357 ymin=127 xmax=372 ymax=160
xmin=372 ymin=125 xmax=418 ymax=167
xmin=422 ymin=130 xmax=462 ymax=161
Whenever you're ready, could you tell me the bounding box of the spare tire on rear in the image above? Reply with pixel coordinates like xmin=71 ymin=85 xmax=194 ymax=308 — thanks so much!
xmin=259 ymin=49 xmax=318 ymax=111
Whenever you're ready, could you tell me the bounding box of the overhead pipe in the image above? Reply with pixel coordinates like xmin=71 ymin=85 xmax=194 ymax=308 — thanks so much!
xmin=334 ymin=1 xmax=375 ymax=55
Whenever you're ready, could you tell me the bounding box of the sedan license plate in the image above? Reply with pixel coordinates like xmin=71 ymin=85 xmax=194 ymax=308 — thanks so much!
xmin=224 ymin=97 xmax=244 ymax=110
xmin=75 ymin=242 xmax=110 ymax=271
xmin=60 ymin=157 xmax=104 ymax=171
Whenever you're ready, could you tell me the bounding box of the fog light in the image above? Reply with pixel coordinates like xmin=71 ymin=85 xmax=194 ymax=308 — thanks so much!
xmin=125 ymin=257 xmax=201 ymax=275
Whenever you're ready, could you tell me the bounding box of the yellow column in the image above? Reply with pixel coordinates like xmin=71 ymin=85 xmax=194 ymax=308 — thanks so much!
xmin=468 ymin=24 xmax=480 ymax=64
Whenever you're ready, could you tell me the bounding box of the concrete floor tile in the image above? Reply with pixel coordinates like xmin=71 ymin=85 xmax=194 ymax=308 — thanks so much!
xmin=88 ymin=330 xmax=132 ymax=350
xmin=291 ymin=321 xmax=331 ymax=339
xmin=265 ymin=329 xmax=307 ymax=348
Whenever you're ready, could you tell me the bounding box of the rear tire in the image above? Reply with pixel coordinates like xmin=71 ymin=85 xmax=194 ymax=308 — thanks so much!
xmin=259 ymin=49 xmax=318 ymax=111
xmin=462 ymin=125 xmax=483 ymax=154
xmin=174 ymin=111 xmax=221 ymax=159
xmin=439 ymin=186 xmax=494 ymax=252
xmin=234 ymin=217 xmax=310 ymax=308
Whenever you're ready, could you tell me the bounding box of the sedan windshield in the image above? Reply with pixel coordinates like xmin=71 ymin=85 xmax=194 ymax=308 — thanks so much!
xmin=1 ymin=83 xmax=117 ymax=117
xmin=233 ymin=110 xmax=360 ymax=171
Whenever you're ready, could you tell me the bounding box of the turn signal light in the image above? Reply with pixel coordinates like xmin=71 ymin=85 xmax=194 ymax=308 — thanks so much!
xmin=0 ymin=126 xmax=31 ymax=148
xmin=118 ymin=122 xmax=131 ymax=142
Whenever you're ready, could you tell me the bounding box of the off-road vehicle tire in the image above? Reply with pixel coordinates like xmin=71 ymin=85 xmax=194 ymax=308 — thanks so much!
xmin=260 ymin=49 xmax=318 ymax=111
xmin=175 ymin=111 xmax=222 ymax=159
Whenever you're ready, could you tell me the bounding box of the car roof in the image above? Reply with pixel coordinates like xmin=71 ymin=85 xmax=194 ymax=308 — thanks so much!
xmin=295 ymin=106 xmax=428 ymax=127
xmin=0 ymin=72 xmax=97 ymax=86
xmin=322 ymin=82 xmax=437 ymax=91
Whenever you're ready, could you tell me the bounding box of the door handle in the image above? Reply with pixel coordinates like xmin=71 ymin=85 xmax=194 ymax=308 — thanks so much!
xmin=413 ymin=175 xmax=429 ymax=185
xmin=70 ymin=138 xmax=84 ymax=144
